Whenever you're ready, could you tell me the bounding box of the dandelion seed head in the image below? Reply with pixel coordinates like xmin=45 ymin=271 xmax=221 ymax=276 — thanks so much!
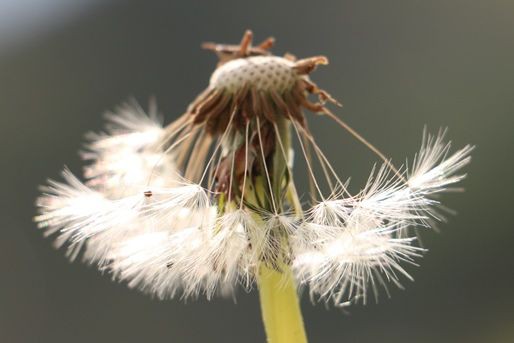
xmin=34 ymin=31 xmax=472 ymax=308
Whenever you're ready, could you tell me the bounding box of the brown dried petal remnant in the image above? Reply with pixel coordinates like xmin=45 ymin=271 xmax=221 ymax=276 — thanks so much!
xmin=189 ymin=30 xmax=339 ymax=135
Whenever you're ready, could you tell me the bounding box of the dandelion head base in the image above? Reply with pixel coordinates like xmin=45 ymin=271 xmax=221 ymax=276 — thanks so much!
xmin=189 ymin=30 xmax=339 ymax=135
xmin=210 ymin=56 xmax=297 ymax=93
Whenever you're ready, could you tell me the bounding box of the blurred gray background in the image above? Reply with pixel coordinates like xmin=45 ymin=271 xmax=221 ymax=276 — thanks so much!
xmin=1 ymin=0 xmax=513 ymax=342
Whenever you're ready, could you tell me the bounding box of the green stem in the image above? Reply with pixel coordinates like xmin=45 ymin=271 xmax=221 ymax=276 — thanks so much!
xmin=257 ymin=264 xmax=308 ymax=343
xmin=249 ymin=116 xmax=307 ymax=342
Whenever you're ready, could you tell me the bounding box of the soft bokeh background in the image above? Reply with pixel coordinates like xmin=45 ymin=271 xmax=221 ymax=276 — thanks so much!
xmin=1 ymin=1 xmax=513 ymax=342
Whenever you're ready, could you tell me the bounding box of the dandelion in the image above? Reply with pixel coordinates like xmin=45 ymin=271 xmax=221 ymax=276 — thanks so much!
xmin=35 ymin=31 xmax=473 ymax=342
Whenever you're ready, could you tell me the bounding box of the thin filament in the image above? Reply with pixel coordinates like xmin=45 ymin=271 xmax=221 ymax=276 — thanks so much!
xmin=272 ymin=122 xmax=303 ymax=216
xmin=272 ymin=122 xmax=294 ymax=183
xmin=255 ymin=116 xmax=278 ymax=214
xmin=239 ymin=122 xmax=250 ymax=210
xmin=146 ymin=129 xmax=195 ymax=186
xmin=227 ymin=148 xmax=236 ymax=204
xmin=291 ymin=119 xmax=325 ymax=201
xmin=207 ymin=142 xmax=223 ymax=192
xmin=198 ymin=107 xmax=238 ymax=185
xmin=322 ymin=107 xmax=406 ymax=182
xmin=296 ymin=124 xmax=351 ymax=197
xmin=155 ymin=114 xmax=193 ymax=151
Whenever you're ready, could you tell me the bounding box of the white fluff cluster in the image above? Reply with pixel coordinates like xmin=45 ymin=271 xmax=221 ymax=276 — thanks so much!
xmin=107 ymin=208 xmax=265 ymax=299
xmin=36 ymin=172 xmax=264 ymax=298
xmin=293 ymin=132 xmax=473 ymax=305
xmin=35 ymin=105 xmax=258 ymax=298
xmin=35 ymin=105 xmax=472 ymax=304
xmin=81 ymin=102 xmax=175 ymax=197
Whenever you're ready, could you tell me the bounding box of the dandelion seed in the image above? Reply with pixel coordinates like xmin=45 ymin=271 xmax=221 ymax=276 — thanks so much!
xmin=34 ymin=30 xmax=472 ymax=341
